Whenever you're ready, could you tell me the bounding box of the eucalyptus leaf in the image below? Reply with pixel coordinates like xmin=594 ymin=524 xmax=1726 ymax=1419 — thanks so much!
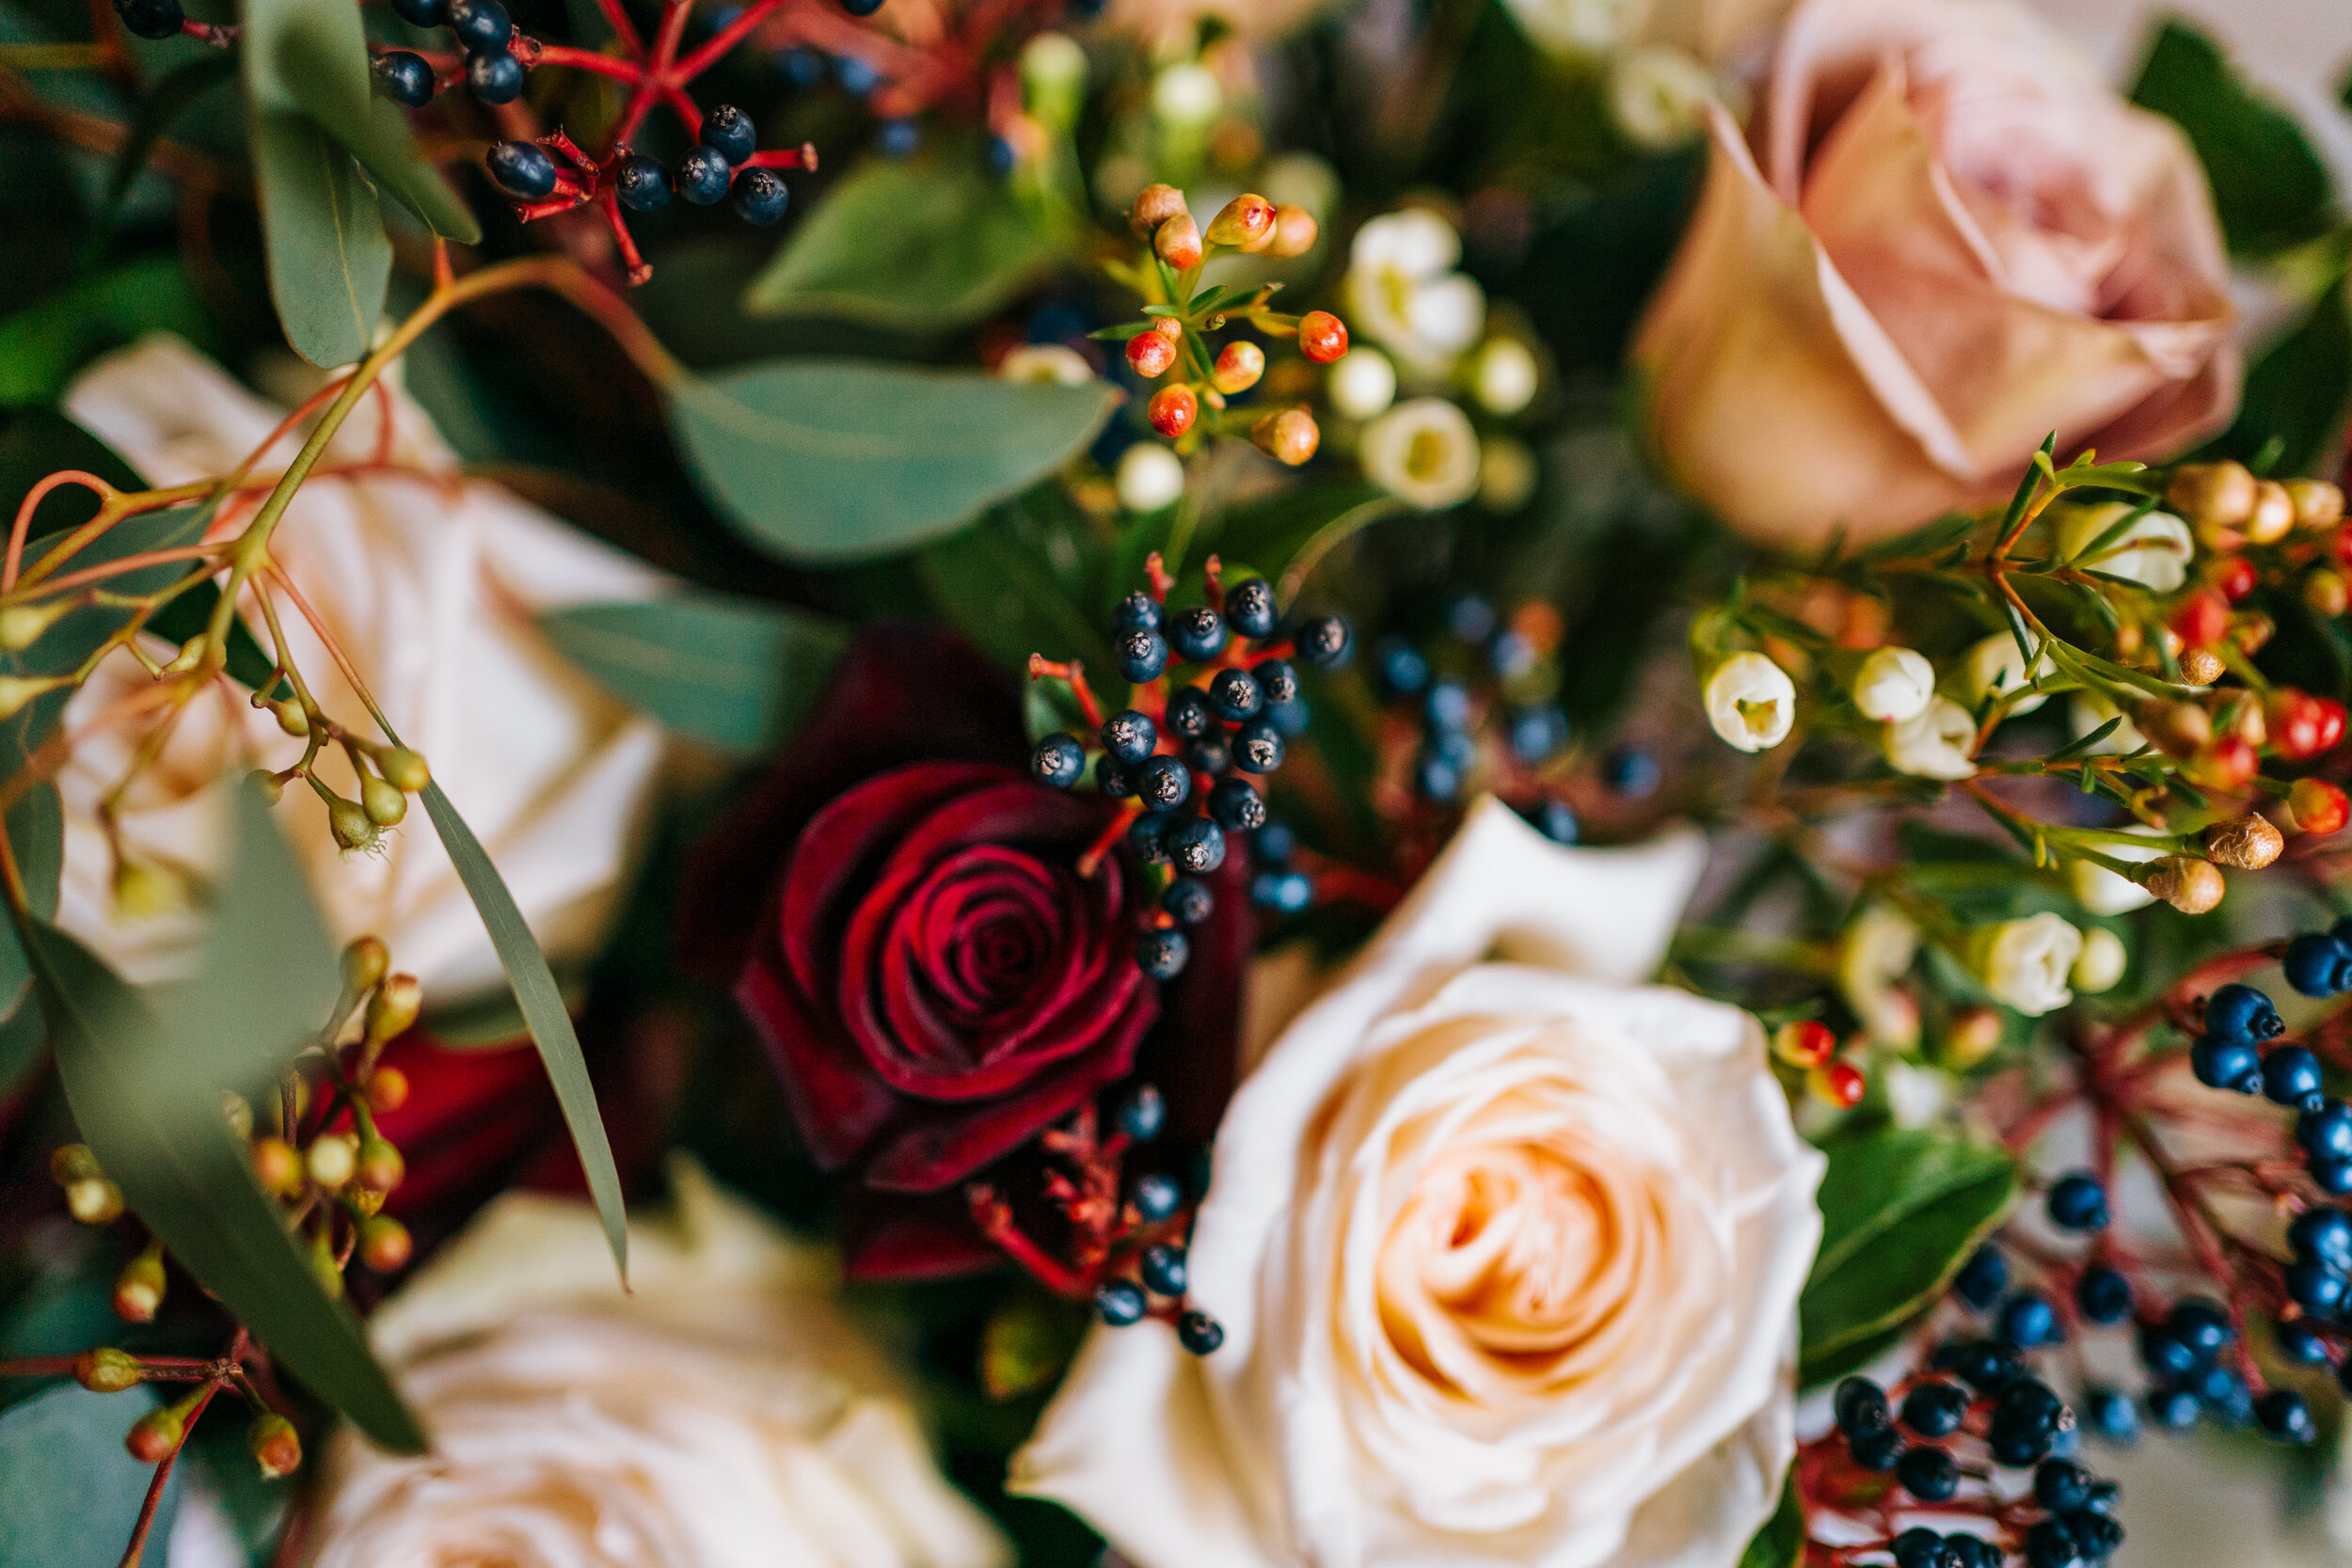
xmin=2131 ymin=19 xmax=2335 ymax=257
xmin=667 ymin=359 xmax=1119 ymax=562
xmin=743 ymin=153 xmax=1068 ymax=332
xmin=0 ymin=780 xmax=65 ymax=1028
xmin=0 ymin=1385 xmax=183 ymax=1567
xmin=95 ymin=52 xmax=238 ymax=230
xmin=1798 ymin=1129 xmax=2016 ymax=1386
xmin=538 ymin=594 xmax=848 ymax=752
xmin=248 ymin=110 xmax=390 ymax=369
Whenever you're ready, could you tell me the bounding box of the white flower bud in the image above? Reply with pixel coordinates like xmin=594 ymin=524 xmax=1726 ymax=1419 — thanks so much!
xmin=1115 ymin=444 xmax=1185 ymax=514
xmin=2071 ymin=927 xmax=2126 ymax=994
xmin=1972 ymin=913 xmax=2082 ymax=1016
xmin=2068 ymin=832 xmax=2162 ymax=915
xmin=1470 ymin=338 xmax=1539 ymax=415
xmin=1851 ymin=646 xmax=1934 ymax=723
xmin=1150 ymin=62 xmax=1221 ymax=130
xmin=1360 ymin=398 xmax=1481 ymax=511
xmin=1961 ymin=632 xmax=2053 ymax=715
xmin=1836 ymin=904 xmax=1920 ymax=1048
xmin=995 ymin=345 xmax=1094 ymax=386
xmin=307 ymin=1133 xmax=358 ymax=1190
xmin=2066 ymin=690 xmax=2145 ymax=756
xmin=1882 ymin=696 xmax=1976 ymax=780
xmin=1327 ymin=348 xmax=1397 ymax=420
xmin=2054 ymin=502 xmax=2193 ymax=594
xmin=1702 ymin=651 xmax=1795 ymax=753
xmin=1607 ymin=45 xmax=1718 ymax=150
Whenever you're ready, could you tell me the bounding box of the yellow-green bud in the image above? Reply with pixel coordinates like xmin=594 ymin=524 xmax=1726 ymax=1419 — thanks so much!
xmin=251 ymin=1135 xmax=303 ymax=1199
xmin=358 ymin=1213 xmax=413 ymax=1273
xmin=220 ymin=1090 xmax=252 ymax=1141
xmin=356 ymin=1134 xmax=404 ymax=1195
xmin=112 ymin=858 xmax=183 ymax=921
xmin=246 ymin=768 xmax=284 ymax=805
xmin=248 ymin=1413 xmax=302 ymax=1480
xmin=270 ymin=699 xmax=309 ymax=737
xmin=49 ymin=1143 xmax=101 ymax=1185
xmin=0 ymin=673 xmax=66 ymax=721
xmin=125 ymin=1402 xmax=186 ymax=1464
xmin=160 ymin=641 xmax=206 ymax=675
xmin=365 ymin=973 xmax=422 ymax=1044
xmin=327 ymin=796 xmax=380 ymax=853
xmin=74 ymin=1347 xmax=143 ymax=1393
xmin=376 ymin=747 xmax=430 ymax=793
xmin=359 ymin=774 xmax=407 ymax=827
xmin=309 ymin=1224 xmax=344 ymax=1301
xmin=66 ymin=1177 xmax=123 ymax=1225
xmin=114 ymin=1243 xmax=166 ymax=1323
xmin=0 ymin=599 xmax=70 ymax=652
xmin=305 ymin=1132 xmax=358 ymax=1190
xmin=342 ymin=935 xmax=390 ymax=994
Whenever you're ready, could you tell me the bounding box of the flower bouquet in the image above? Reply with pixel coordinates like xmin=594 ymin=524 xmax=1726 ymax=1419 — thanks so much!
xmin=1 ymin=0 xmax=2351 ymax=1564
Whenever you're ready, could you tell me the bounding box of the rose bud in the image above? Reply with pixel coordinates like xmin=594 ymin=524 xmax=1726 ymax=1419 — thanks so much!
xmin=2190 ymin=734 xmax=2258 ymax=790
xmin=1268 ymin=203 xmax=1318 ymax=257
xmin=342 ymin=935 xmax=390 ymax=994
xmin=1128 ymin=182 xmax=1187 ymax=240
xmin=251 ymin=1135 xmax=303 ymax=1198
xmin=2144 ymin=855 xmax=2225 ymax=914
xmin=366 ymin=973 xmax=422 ymax=1044
xmin=248 ymin=1413 xmax=302 ymax=1481
xmin=356 ymin=1134 xmax=405 ymax=1195
xmin=2171 ymin=588 xmax=2230 ymax=651
xmin=358 ymin=1212 xmax=414 ymax=1273
xmin=2208 ymin=555 xmax=2256 ymax=602
xmin=1205 ymin=192 xmax=1277 ymax=250
xmin=2291 ymin=479 xmax=2345 ymax=531
xmin=2247 ymin=479 xmax=2296 ymax=545
xmin=1212 ymin=341 xmax=1264 ymax=395
xmin=2178 ymin=646 xmax=2225 ymax=686
xmin=1154 ymin=212 xmax=1202 ymax=272
xmin=2290 ymin=778 xmax=2350 ymax=836
xmin=366 ymin=1065 xmax=410 ymax=1114
xmin=2203 ymin=813 xmax=2283 ymax=870
xmin=1148 ymin=385 xmax=1199 ymax=438
xmin=1807 ymin=1058 xmax=1866 ymax=1108
xmin=1772 ymin=1020 xmax=1835 ymax=1069
xmin=1295 ymin=310 xmax=1348 ymax=364
xmin=114 ymin=1243 xmax=166 ymax=1323
xmin=2167 ymin=461 xmax=2257 ymax=528
xmin=1250 ymin=407 xmax=1320 ymax=466
xmin=2305 ymin=568 xmax=2349 ymax=616
xmin=74 ymin=1348 xmax=142 ymax=1394
xmin=1126 ymin=329 xmax=1178 ymax=379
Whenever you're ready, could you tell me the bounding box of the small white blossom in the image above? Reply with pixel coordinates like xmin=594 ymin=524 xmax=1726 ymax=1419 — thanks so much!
xmin=1703 ymin=651 xmax=1795 ymax=752
xmin=1360 ymin=397 xmax=1482 ymax=510
xmin=994 ymin=344 xmax=1095 ymax=386
xmin=1961 ymin=632 xmax=2054 ymax=715
xmin=1343 ymin=211 xmax=1486 ymax=378
xmin=2055 ymin=502 xmax=2194 ymax=594
xmin=2072 ymin=927 xmax=2127 ymax=993
xmin=1608 ymin=45 xmax=1718 ymax=149
xmin=1115 ymin=443 xmax=1185 ymax=513
xmin=2068 ymin=690 xmax=2147 ymax=756
xmin=1470 ymin=337 xmax=1539 ymax=415
xmin=1150 ymin=62 xmax=1221 ymax=128
xmin=1883 ymin=696 xmax=1977 ymax=780
xmin=1975 ymin=913 xmax=2083 ymax=1016
xmin=1327 ymin=347 xmax=1398 ymax=420
xmin=1838 ymin=904 xmax=1920 ymax=1048
xmin=1851 ymin=646 xmax=1934 ymax=723
xmin=2069 ymin=832 xmax=2162 ymax=915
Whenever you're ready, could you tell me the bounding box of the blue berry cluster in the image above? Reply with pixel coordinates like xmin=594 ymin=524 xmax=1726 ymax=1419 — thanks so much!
xmin=1091 ymin=1085 xmax=1222 ymax=1354
xmin=628 ymin=104 xmax=790 ymax=223
xmin=111 ymin=0 xmax=183 ymax=40
xmin=2185 ymin=979 xmax=2351 ymax=1191
xmin=1030 ymin=575 xmax=1349 ymax=980
xmin=1370 ymin=594 xmax=1572 ymax=819
xmin=377 ymin=0 xmax=527 ymax=106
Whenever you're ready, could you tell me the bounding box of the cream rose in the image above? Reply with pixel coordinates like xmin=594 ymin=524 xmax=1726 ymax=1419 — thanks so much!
xmin=297 ymin=1161 xmax=1009 ymax=1568
xmin=1012 ymin=798 xmax=1824 ymax=1568
xmin=1631 ymin=0 xmax=2237 ymax=548
xmin=56 ymin=335 xmax=664 ymax=996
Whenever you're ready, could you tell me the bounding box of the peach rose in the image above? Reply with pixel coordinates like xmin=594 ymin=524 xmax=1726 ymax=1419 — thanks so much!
xmin=1011 ymin=798 xmax=1824 ymax=1568
xmin=1632 ymin=0 xmax=2238 ymax=548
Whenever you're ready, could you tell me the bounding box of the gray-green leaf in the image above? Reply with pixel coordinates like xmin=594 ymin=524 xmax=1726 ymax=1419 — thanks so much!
xmin=0 ymin=1385 xmax=184 ymax=1566
xmin=538 ymin=594 xmax=848 ymax=753
xmin=249 ymin=110 xmax=390 ymax=370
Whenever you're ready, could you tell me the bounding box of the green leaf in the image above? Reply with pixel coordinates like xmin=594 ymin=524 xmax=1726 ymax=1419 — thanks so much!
xmin=537 ymin=594 xmax=848 ymax=752
xmin=96 ymin=52 xmax=238 ymax=230
xmin=2130 ymin=20 xmax=2336 ymax=256
xmin=1736 ymin=1473 xmax=1804 ymax=1568
xmin=29 ymin=787 xmax=424 ymax=1452
xmin=412 ymin=778 xmax=629 ymax=1281
xmin=0 ymin=780 xmax=64 ymax=1026
xmin=742 ymin=153 xmax=1068 ymax=332
xmin=1210 ymin=481 xmax=1397 ymax=586
xmin=0 ymin=1385 xmax=184 ymax=1566
xmin=667 ymin=359 xmax=1119 ymax=562
xmin=2209 ymin=272 xmax=2352 ymax=477
xmin=918 ymin=511 xmax=1114 ymax=675
xmin=248 ymin=110 xmax=390 ymax=370
xmin=0 ymin=257 xmax=216 ymax=407
xmin=1798 ymin=1129 xmax=2016 ymax=1386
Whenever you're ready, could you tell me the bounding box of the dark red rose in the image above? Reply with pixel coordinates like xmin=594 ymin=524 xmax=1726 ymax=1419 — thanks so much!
xmin=681 ymin=627 xmax=1247 ymax=1273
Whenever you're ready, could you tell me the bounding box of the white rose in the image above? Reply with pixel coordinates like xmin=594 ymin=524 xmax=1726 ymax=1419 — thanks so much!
xmin=1703 ymin=650 xmax=1795 ymax=752
xmin=1882 ymin=695 xmax=1977 ymax=780
xmin=1960 ymin=632 xmax=2054 ymax=716
xmin=1343 ymin=212 xmax=1486 ymax=379
xmin=299 ymin=1161 xmax=1009 ymax=1568
xmin=1012 ymin=799 xmax=1825 ymax=1568
xmin=1850 ymin=646 xmax=1933 ymax=723
xmin=55 ymin=335 xmax=664 ymax=996
xmin=1973 ymin=913 xmax=2082 ymax=1017
xmin=2054 ymin=502 xmax=2193 ymax=594
xmin=1360 ymin=398 xmax=1483 ymax=511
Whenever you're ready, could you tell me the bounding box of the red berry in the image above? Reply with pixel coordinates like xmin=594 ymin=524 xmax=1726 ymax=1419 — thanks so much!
xmin=1127 ymin=330 xmax=1177 ymax=379
xmin=2292 ymin=778 xmax=2350 ymax=836
xmin=2195 ymin=733 xmax=2259 ymax=790
xmin=2319 ymin=699 xmax=2347 ymax=752
xmin=1296 ymin=310 xmax=1348 ymax=364
xmin=1772 ymin=1020 xmax=1836 ymax=1069
xmin=1809 ymin=1059 xmax=1866 ymax=1109
xmin=2272 ymin=689 xmax=2329 ymax=759
xmin=2171 ymin=588 xmax=2231 ymax=649
xmin=2211 ymin=555 xmax=2257 ymax=602
xmin=1148 ymin=385 xmax=1198 ymax=438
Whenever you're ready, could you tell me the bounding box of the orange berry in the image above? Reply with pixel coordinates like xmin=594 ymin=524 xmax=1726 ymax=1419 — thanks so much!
xmin=1127 ymin=182 xmax=1187 ymax=240
xmin=1205 ymin=193 xmax=1277 ymax=250
xmin=2192 ymin=733 xmax=2259 ymax=790
xmin=1296 ymin=310 xmax=1348 ymax=364
xmin=1250 ymin=407 xmax=1319 ymax=466
xmin=2292 ymin=777 xmax=2351 ymax=836
xmin=1807 ymin=1059 xmax=1866 ymax=1109
xmin=1127 ymin=330 xmax=1178 ymax=378
xmin=1152 ymin=316 xmax=1182 ymax=341
xmin=1148 ymin=385 xmax=1199 ymax=438
xmin=358 ymin=1213 xmax=414 ymax=1273
xmin=250 ymin=1136 xmax=303 ymax=1199
xmin=1772 ymin=1020 xmax=1836 ymax=1069
xmin=366 ymin=1065 xmax=409 ymax=1114
xmin=1212 ymin=341 xmax=1264 ymax=395
xmin=1267 ymin=203 xmax=1318 ymax=257
xmin=1155 ymin=213 xmax=1202 ymax=272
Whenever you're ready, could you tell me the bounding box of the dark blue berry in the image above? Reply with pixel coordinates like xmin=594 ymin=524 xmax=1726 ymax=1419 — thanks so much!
xmin=2205 ymin=982 xmax=2283 ymax=1042
xmin=2168 ymin=1298 xmax=2233 ymax=1361
xmin=1847 ymin=1424 xmax=1903 ymax=1471
xmin=1117 ymin=1084 xmax=1165 ymax=1140
xmin=1097 ymin=754 xmax=1136 ymax=799
xmin=2284 ymin=932 xmax=2352 ymax=996
xmin=1139 ymin=1243 xmax=1186 ymax=1295
xmin=986 ymin=134 xmax=1018 ymax=175
xmin=1943 ymin=1338 xmax=2018 ymax=1392
xmin=2191 ymin=1361 xmax=2250 ymax=1423
xmin=2291 ymin=1205 xmax=2352 ymax=1270
xmin=1295 ymin=615 xmax=1351 ymax=669
xmin=1267 ymin=696 xmax=1310 ymax=735
xmin=1489 ymin=629 xmax=1537 ymax=679
xmin=1118 ymin=626 xmax=1168 ymax=683
xmin=1429 ymin=727 xmax=1476 ymax=770
xmin=390 ymin=0 xmax=448 ymax=24
xmin=877 ymin=118 xmax=920 ymax=156
xmin=447 ymin=0 xmax=511 ymax=48
xmin=1891 ymin=1527 xmax=1950 ymax=1568
xmin=1252 ymin=870 xmax=1312 ymax=912
xmin=1603 ymin=744 xmax=1659 ymax=798
xmin=1446 ymin=595 xmax=1495 ymax=641
xmin=2065 ymin=1511 xmax=2123 ymax=1559
xmin=112 ymin=0 xmax=182 ymax=36
xmin=1416 ymin=752 xmax=1462 ymax=803
xmin=1176 ymin=1310 xmax=1223 ymax=1354
xmin=2075 ymin=1265 xmax=2132 ymax=1325
xmin=1096 ymin=1278 xmax=1146 ymax=1325
xmin=839 ymin=0 xmax=883 ymax=15
xmin=1164 ymin=685 xmax=1212 ymax=737
xmin=1999 ymin=1291 xmax=2060 ymax=1348
xmin=1898 ymin=1445 xmax=1960 ymax=1504
xmin=1255 ymin=658 xmax=1299 ymax=705
xmin=2286 ymin=1257 xmax=2347 ymax=1315
xmin=701 ymin=103 xmax=755 ymax=164
xmin=2314 ymin=1157 xmax=2352 ymax=1195
xmin=1993 ymin=1377 xmax=2067 ymax=1445
xmin=1031 ymin=732 xmax=1085 ymax=787
xmin=1163 ymin=878 xmax=1214 ymax=926
xmin=1374 ymin=637 xmax=1429 ymax=696
xmin=467 ymin=47 xmax=525 ymax=103
xmin=675 ymin=144 xmax=733 ymax=204
xmin=2189 ymin=1036 xmax=2261 ymax=1092
xmin=2084 ymin=1386 xmax=2138 ymax=1444
xmin=1510 ymin=705 xmax=1569 ymax=763
xmin=1169 ymin=607 xmax=1227 ymax=663
xmin=1834 ymin=1377 xmax=1890 ymax=1436
xmin=2300 ymin=1099 xmax=2352 ymax=1161
xmin=2035 ymin=1458 xmax=2093 ymax=1512
xmin=1207 ymin=777 xmax=1264 ymax=832
xmin=2144 ymin=1384 xmax=2199 ymax=1430
xmin=1188 ymin=736 xmax=1231 ymax=774
xmin=1425 ymin=680 xmax=1471 ymax=731
xmin=1132 ymin=1171 xmax=1182 ymax=1220
xmin=1947 ymin=1537 xmax=2000 ymax=1568
xmin=1210 ymin=668 xmax=1263 ymax=721
xmin=834 ymin=54 xmax=880 ymax=95
xmin=2265 ymin=1045 xmax=2325 ymax=1110
xmin=1900 ymin=1380 xmax=1970 ymax=1438
xmin=485 ymin=139 xmax=556 ymax=199
xmin=2024 ymin=1518 xmax=2078 ymax=1568
xmin=1954 ymin=1245 xmax=2008 ymax=1309
xmin=615 ymin=152 xmax=671 ymax=211
xmin=1168 ymin=816 xmax=1226 ymax=875
xmin=2046 ymin=1172 xmax=2110 ymax=1231
xmin=1116 ymin=591 xmax=1163 ymax=632
xmin=2278 ymin=1318 xmax=2331 ymax=1364
xmin=2137 ymin=1324 xmax=2197 ymax=1379
xmin=1127 ymin=809 xmax=1173 ymax=863
xmin=1102 ymin=709 xmax=1156 ymax=764
xmin=1527 ymin=799 xmax=1579 ymax=843
xmin=1136 ymin=755 xmax=1190 ymax=811
xmin=373 ymin=50 xmax=437 ymax=106
xmin=1135 ymin=926 xmax=1188 ymax=979
xmin=1225 ymin=580 xmax=1278 ymax=640
xmin=732 ymin=167 xmax=789 ymax=225
xmin=777 ymin=45 xmax=825 ymax=84
xmin=1254 ymin=822 xmax=1295 ymax=863
xmin=1232 ymin=719 xmax=1284 ymax=774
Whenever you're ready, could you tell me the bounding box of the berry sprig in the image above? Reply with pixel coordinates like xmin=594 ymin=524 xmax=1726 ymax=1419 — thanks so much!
xmin=1366 ymin=598 xmax=1577 ymax=827
xmin=1026 ymin=551 xmax=1350 ymax=980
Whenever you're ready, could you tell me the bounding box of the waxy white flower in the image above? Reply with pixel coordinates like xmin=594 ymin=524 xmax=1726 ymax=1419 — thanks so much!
xmin=1343 ymin=211 xmax=1486 ymax=378
xmin=2068 ymin=690 xmax=2147 ymax=757
xmin=1703 ymin=650 xmax=1795 ymax=752
xmin=1327 ymin=346 xmax=1400 ymax=420
xmin=1851 ymin=646 xmax=1934 ymax=723
xmin=1883 ymin=696 xmax=1978 ymax=780
xmin=1470 ymin=337 xmax=1539 ymax=415
xmin=2055 ymin=502 xmax=2194 ymax=594
xmin=1838 ymin=903 xmax=1920 ymax=1048
xmin=1974 ymin=913 xmax=2083 ymax=1016
xmin=2072 ymin=927 xmax=2126 ymax=993
xmin=996 ymin=343 xmax=1095 ymax=386
xmin=1961 ymin=631 xmax=2054 ymax=715
xmin=1360 ymin=397 xmax=1483 ymax=510
xmin=1117 ymin=442 xmax=1186 ymax=513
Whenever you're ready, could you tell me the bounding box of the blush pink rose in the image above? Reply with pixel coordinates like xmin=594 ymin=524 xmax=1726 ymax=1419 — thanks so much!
xmin=1632 ymin=0 xmax=2239 ymax=547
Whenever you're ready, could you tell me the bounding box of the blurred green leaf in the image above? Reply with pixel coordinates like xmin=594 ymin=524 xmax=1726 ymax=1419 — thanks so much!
xmin=0 ymin=780 xmax=63 ymax=1030
xmin=2131 ymin=19 xmax=2335 ymax=256
xmin=95 ymin=52 xmax=237 ymax=231
xmin=411 ymin=777 xmax=629 ymax=1282
xmin=1798 ymin=1129 xmax=2015 ymax=1386
xmin=1735 ymin=1474 xmax=1804 ymax=1568
xmin=979 ymin=1291 xmax=1088 ymax=1401
xmin=1210 ymin=482 xmax=1397 ymax=589
xmin=918 ymin=509 xmax=1112 ymax=673
xmin=668 ymin=359 xmax=1118 ymax=562
xmin=2209 ymin=271 xmax=2352 ymax=477
xmin=247 ymin=111 xmax=389 ymax=369
xmin=744 ymin=153 xmax=1067 ymax=332
xmin=0 ymin=1385 xmax=183 ymax=1566
xmin=0 ymin=258 xmax=215 ymax=407
xmin=29 ymin=786 xmax=424 ymax=1452
xmin=538 ymin=594 xmax=848 ymax=752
